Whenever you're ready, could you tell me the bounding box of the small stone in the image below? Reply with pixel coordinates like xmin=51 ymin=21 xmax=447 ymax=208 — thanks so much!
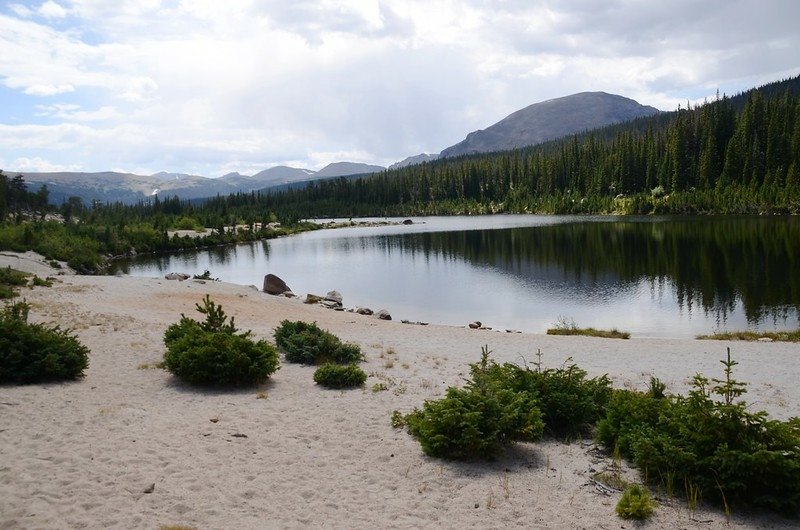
xmin=468 ymin=321 xmax=481 ymax=329
xmin=376 ymin=309 xmax=392 ymax=320
xmin=356 ymin=307 xmax=373 ymax=315
xmin=209 ymin=417 xmax=219 ymax=423
xmin=757 ymin=337 xmax=774 ymax=342
xmin=143 ymin=483 xmax=155 ymax=494
xmin=305 ymin=294 xmax=323 ymax=304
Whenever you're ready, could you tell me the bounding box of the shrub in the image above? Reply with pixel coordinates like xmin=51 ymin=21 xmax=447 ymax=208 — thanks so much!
xmin=31 ymin=275 xmax=52 ymax=287
xmin=313 ymin=363 xmax=367 ymax=389
xmin=274 ymin=320 xmax=362 ymax=365
xmin=0 ymin=267 xmax=29 ymax=298
xmin=163 ymin=295 xmax=279 ymax=387
xmin=616 ymin=484 xmax=655 ymax=520
xmin=595 ymin=388 xmax=667 ymax=456
xmin=0 ymin=300 xmax=89 ymax=384
xmin=478 ymin=353 xmax=612 ymax=437
xmin=404 ymin=348 xmax=544 ymax=459
xmin=598 ymin=349 xmax=800 ymax=516
xmin=173 ymin=215 xmax=204 ymax=231
xmin=390 ymin=410 xmax=406 ymax=428
xmin=0 ymin=266 xmax=29 ymax=286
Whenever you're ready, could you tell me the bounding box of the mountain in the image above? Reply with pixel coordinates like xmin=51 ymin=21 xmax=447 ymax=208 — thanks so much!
xmin=18 ymin=171 xmax=168 ymax=205
xmin=314 ymin=162 xmax=385 ymax=178
xmin=150 ymin=171 xmax=197 ymax=181
xmin=440 ymin=92 xmax=660 ymax=158
xmin=17 ymin=162 xmax=386 ymax=205
xmin=12 ymin=92 xmax=660 ymax=204
xmin=18 ymin=171 xmax=239 ymax=205
xmin=249 ymin=165 xmax=315 ymax=187
xmin=389 ymin=153 xmax=439 ymax=170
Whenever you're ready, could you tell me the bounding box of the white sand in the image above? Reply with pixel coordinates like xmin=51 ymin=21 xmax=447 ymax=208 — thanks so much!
xmin=1 ymin=251 xmax=798 ymax=529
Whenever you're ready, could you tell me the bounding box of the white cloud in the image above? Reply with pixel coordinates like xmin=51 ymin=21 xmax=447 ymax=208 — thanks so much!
xmin=35 ymin=103 xmax=121 ymax=121
xmin=8 ymin=156 xmax=82 ymax=172
xmin=38 ymin=1 xmax=68 ymax=19
xmin=0 ymin=0 xmax=798 ymax=175
xmin=9 ymin=4 xmax=34 ymax=17
xmin=23 ymin=83 xmax=75 ymax=96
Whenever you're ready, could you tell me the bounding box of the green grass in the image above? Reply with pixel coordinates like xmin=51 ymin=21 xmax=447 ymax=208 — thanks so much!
xmin=697 ymin=329 xmax=800 ymax=342
xmin=546 ymin=327 xmax=630 ymax=339
xmin=546 ymin=316 xmax=630 ymax=339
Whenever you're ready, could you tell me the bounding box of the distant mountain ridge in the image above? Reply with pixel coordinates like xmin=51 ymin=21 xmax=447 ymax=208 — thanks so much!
xmin=13 ymin=91 xmax=663 ymax=204
xmin=314 ymin=162 xmax=386 ymax=178
xmin=389 ymin=153 xmax=439 ymax=169
xmin=17 ymin=161 xmax=386 ymax=205
xmin=439 ymin=92 xmax=660 ymax=158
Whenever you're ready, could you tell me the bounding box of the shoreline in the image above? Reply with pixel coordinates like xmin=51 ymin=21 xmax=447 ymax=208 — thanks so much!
xmin=1 ymin=251 xmax=799 ymax=529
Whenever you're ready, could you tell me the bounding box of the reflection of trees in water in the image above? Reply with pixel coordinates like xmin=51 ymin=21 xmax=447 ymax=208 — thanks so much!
xmin=387 ymin=217 xmax=800 ymax=324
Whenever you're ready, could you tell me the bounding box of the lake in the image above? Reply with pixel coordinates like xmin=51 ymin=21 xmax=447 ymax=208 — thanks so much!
xmin=111 ymin=215 xmax=800 ymax=339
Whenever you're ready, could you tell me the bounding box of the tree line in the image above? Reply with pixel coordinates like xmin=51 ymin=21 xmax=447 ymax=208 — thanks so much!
xmin=257 ymin=75 xmax=800 ymax=217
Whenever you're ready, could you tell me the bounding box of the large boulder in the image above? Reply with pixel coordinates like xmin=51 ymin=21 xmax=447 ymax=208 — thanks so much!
xmin=355 ymin=307 xmax=373 ymax=315
xmin=325 ymin=290 xmax=343 ymax=304
xmin=165 ymin=272 xmax=189 ymax=281
xmin=376 ymin=309 xmax=392 ymax=321
xmin=263 ymin=274 xmax=291 ymax=295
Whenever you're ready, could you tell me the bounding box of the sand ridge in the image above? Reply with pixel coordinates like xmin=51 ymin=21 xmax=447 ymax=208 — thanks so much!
xmin=1 ymin=252 xmax=798 ymax=529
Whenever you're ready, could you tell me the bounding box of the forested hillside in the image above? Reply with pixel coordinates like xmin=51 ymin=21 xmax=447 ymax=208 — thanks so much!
xmin=260 ymin=75 xmax=800 ymax=217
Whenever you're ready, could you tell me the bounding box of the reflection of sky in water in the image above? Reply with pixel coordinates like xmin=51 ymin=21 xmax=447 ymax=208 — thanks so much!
xmin=114 ymin=216 xmax=800 ymax=339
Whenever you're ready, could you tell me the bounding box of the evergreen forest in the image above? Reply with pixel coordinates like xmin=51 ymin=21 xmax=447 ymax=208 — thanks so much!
xmin=261 ymin=75 xmax=800 ymax=218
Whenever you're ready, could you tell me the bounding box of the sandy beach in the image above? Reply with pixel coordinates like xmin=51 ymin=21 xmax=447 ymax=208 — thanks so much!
xmin=1 ymin=251 xmax=798 ymax=529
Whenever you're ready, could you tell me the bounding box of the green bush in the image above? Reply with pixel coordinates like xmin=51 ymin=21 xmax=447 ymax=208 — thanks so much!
xmin=274 ymin=320 xmax=362 ymax=365
xmin=596 ymin=388 xmax=668 ymax=456
xmin=0 ymin=300 xmax=89 ymax=384
xmin=31 ymin=275 xmax=52 ymax=287
xmin=173 ymin=216 xmax=204 ymax=231
xmin=313 ymin=363 xmax=367 ymax=389
xmin=477 ymin=353 xmax=612 ymax=437
xmin=598 ymin=349 xmax=800 ymax=516
xmin=163 ymin=295 xmax=279 ymax=387
xmin=616 ymin=484 xmax=655 ymax=520
xmin=404 ymin=348 xmax=544 ymax=459
xmin=0 ymin=266 xmax=29 ymax=286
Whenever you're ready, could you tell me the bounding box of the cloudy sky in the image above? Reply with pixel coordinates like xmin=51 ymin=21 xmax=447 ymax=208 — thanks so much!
xmin=1 ymin=1 xmax=798 ymax=177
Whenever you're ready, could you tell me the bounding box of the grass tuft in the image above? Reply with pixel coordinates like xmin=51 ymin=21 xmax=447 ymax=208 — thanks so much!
xmin=697 ymin=329 xmax=800 ymax=342
xmin=546 ymin=316 xmax=629 ymax=339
